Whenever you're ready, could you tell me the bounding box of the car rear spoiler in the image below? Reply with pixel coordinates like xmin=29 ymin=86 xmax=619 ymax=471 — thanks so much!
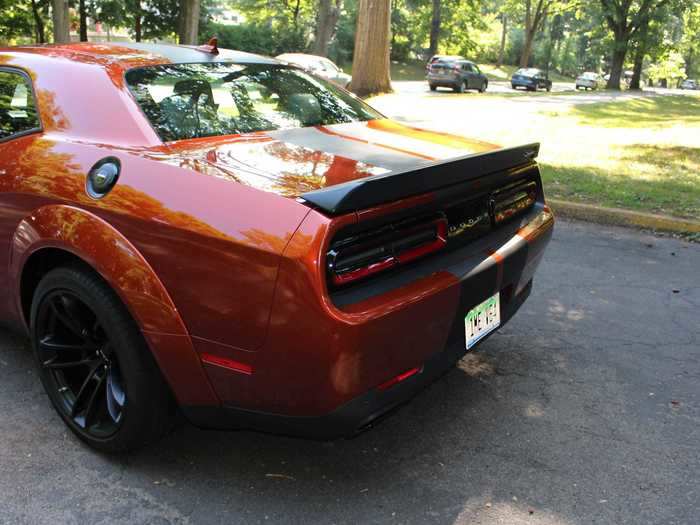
xmin=300 ymin=142 xmax=540 ymax=215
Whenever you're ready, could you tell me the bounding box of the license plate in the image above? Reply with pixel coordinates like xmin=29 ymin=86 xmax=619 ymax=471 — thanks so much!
xmin=465 ymin=293 xmax=501 ymax=349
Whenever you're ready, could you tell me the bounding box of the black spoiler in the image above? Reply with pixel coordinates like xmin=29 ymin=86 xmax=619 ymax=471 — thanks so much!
xmin=300 ymin=142 xmax=540 ymax=215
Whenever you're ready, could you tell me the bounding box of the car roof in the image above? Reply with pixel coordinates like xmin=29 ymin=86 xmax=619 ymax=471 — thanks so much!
xmin=1 ymin=42 xmax=279 ymax=72
xmin=277 ymin=53 xmax=329 ymax=62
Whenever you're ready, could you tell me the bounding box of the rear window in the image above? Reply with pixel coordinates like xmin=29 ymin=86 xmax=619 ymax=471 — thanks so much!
xmin=515 ymin=68 xmax=539 ymax=77
xmin=125 ymin=63 xmax=382 ymax=142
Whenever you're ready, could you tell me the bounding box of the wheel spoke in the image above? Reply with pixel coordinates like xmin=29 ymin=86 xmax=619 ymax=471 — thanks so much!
xmin=43 ymin=356 xmax=99 ymax=370
xmin=70 ymin=364 xmax=104 ymax=418
xmin=83 ymin=373 xmax=107 ymax=429
xmin=39 ymin=336 xmax=94 ymax=354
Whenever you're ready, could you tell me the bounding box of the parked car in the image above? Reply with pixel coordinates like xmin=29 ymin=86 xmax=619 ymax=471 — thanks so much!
xmin=680 ymin=79 xmax=699 ymax=90
xmin=0 ymin=41 xmax=553 ymax=452
xmin=276 ymin=53 xmax=351 ymax=88
xmin=511 ymin=68 xmax=552 ymax=91
xmin=576 ymin=72 xmax=601 ymax=90
xmin=427 ymin=58 xmax=489 ymax=93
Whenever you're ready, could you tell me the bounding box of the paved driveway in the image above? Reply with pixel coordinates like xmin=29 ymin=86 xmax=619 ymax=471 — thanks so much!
xmin=1 ymin=220 xmax=698 ymax=524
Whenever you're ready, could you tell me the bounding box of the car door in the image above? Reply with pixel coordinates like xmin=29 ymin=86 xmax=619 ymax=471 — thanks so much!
xmin=0 ymin=68 xmax=43 ymax=320
xmin=462 ymin=64 xmax=475 ymax=88
xmin=472 ymin=64 xmax=485 ymax=85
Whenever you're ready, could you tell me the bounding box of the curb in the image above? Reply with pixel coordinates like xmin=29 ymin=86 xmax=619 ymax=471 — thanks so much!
xmin=547 ymin=198 xmax=700 ymax=235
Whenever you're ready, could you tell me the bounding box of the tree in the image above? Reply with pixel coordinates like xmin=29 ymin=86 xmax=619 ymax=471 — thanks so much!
xmin=520 ymin=0 xmax=552 ymax=67
xmin=30 ymin=0 xmax=48 ymax=43
xmin=428 ymin=0 xmax=441 ymax=56
xmin=179 ymin=0 xmax=200 ymax=44
xmin=497 ymin=12 xmax=507 ymax=66
xmin=79 ymin=0 xmax=88 ymax=41
xmin=348 ymin=0 xmax=391 ymax=97
xmin=599 ymin=0 xmax=671 ymax=90
xmin=312 ymin=0 xmax=342 ymax=56
xmin=51 ymin=0 xmax=70 ymax=43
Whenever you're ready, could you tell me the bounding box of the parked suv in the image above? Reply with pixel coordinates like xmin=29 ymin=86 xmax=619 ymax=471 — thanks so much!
xmin=511 ymin=68 xmax=552 ymax=92
xmin=680 ymin=79 xmax=698 ymax=90
xmin=427 ymin=59 xmax=488 ymax=93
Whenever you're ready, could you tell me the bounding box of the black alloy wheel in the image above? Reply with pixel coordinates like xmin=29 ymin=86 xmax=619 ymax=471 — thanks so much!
xmin=31 ymin=266 xmax=175 ymax=452
xmin=35 ymin=290 xmax=126 ymax=438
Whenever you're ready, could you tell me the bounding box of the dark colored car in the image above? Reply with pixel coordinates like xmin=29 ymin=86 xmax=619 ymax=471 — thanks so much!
xmin=0 ymin=41 xmax=553 ymax=452
xmin=511 ymin=68 xmax=552 ymax=92
xmin=427 ymin=59 xmax=489 ymax=93
xmin=680 ymin=79 xmax=698 ymax=90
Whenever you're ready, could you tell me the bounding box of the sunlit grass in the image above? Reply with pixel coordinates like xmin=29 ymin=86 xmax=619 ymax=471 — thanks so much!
xmin=568 ymin=95 xmax=700 ymax=128
xmin=369 ymin=91 xmax=700 ymax=219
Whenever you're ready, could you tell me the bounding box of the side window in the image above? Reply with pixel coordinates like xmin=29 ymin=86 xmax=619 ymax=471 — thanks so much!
xmin=0 ymin=70 xmax=40 ymax=140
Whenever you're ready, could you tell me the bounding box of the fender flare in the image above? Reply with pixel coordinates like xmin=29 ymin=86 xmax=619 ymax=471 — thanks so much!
xmin=9 ymin=204 xmax=218 ymax=406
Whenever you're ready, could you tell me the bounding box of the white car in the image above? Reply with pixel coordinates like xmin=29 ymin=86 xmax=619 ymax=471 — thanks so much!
xmin=276 ymin=53 xmax=351 ymax=88
xmin=576 ymin=72 xmax=601 ymax=90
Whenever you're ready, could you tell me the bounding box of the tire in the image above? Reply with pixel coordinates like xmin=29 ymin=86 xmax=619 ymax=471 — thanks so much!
xmin=30 ymin=266 xmax=175 ymax=453
xmin=511 ymin=84 xmax=517 ymax=90
xmin=546 ymin=84 xmax=552 ymax=92
xmin=479 ymin=80 xmax=487 ymax=93
xmin=429 ymin=84 xmax=437 ymax=92
xmin=453 ymin=81 xmax=465 ymax=93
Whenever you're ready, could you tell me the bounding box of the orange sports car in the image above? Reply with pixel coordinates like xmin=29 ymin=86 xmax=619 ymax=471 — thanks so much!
xmin=0 ymin=41 xmax=553 ymax=452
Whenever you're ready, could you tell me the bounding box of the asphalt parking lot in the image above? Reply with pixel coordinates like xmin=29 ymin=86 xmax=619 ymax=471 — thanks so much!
xmin=1 ymin=219 xmax=698 ymax=525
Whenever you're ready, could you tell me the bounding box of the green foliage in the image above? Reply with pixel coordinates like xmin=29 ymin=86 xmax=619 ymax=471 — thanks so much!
xmin=203 ymin=21 xmax=307 ymax=55
xmin=0 ymin=0 xmax=49 ymax=45
xmin=648 ymin=50 xmax=687 ymax=84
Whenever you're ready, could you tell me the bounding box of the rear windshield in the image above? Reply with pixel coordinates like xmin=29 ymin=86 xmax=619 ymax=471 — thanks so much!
xmin=515 ymin=68 xmax=539 ymax=77
xmin=125 ymin=63 xmax=382 ymax=142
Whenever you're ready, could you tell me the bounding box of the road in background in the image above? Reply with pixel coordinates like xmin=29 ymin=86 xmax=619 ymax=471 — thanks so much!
xmin=1 ymin=220 xmax=698 ymax=524
xmin=392 ymin=79 xmax=700 ymax=98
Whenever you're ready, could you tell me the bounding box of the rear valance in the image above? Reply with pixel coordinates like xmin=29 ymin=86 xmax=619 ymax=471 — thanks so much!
xmin=301 ymin=142 xmax=540 ymax=215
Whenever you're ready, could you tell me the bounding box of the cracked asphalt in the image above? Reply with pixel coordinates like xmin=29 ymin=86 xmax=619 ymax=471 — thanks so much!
xmin=1 ymin=219 xmax=698 ymax=525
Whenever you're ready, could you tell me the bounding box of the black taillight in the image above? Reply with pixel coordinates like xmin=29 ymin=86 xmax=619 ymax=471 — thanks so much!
xmin=327 ymin=216 xmax=448 ymax=287
xmin=491 ymin=181 xmax=537 ymax=225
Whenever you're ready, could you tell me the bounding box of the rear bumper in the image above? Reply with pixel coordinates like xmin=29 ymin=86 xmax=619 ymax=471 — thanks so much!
xmin=185 ymin=204 xmax=554 ymax=438
xmin=183 ymin=280 xmax=532 ymax=439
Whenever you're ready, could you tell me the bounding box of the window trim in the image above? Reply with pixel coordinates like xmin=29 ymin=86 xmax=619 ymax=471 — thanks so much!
xmin=0 ymin=66 xmax=43 ymax=144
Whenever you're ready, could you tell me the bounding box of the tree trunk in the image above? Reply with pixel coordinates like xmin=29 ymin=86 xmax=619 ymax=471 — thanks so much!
xmin=497 ymin=13 xmax=507 ymax=67
xmin=348 ymin=0 xmax=392 ymax=97
xmin=79 ymin=0 xmax=88 ymax=42
xmin=31 ymin=0 xmax=46 ymax=43
xmin=312 ymin=0 xmax=341 ymax=57
xmin=135 ymin=13 xmax=142 ymax=42
xmin=520 ymin=29 xmax=535 ymax=68
xmin=179 ymin=0 xmax=201 ymax=45
xmin=51 ymin=0 xmax=71 ymax=43
xmin=629 ymin=18 xmax=648 ymax=90
xmin=428 ymin=0 xmax=441 ymax=57
xmin=606 ymin=32 xmax=628 ymax=90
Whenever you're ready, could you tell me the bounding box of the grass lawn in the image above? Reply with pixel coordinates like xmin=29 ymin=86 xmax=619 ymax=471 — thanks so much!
xmin=368 ymin=92 xmax=700 ymax=220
